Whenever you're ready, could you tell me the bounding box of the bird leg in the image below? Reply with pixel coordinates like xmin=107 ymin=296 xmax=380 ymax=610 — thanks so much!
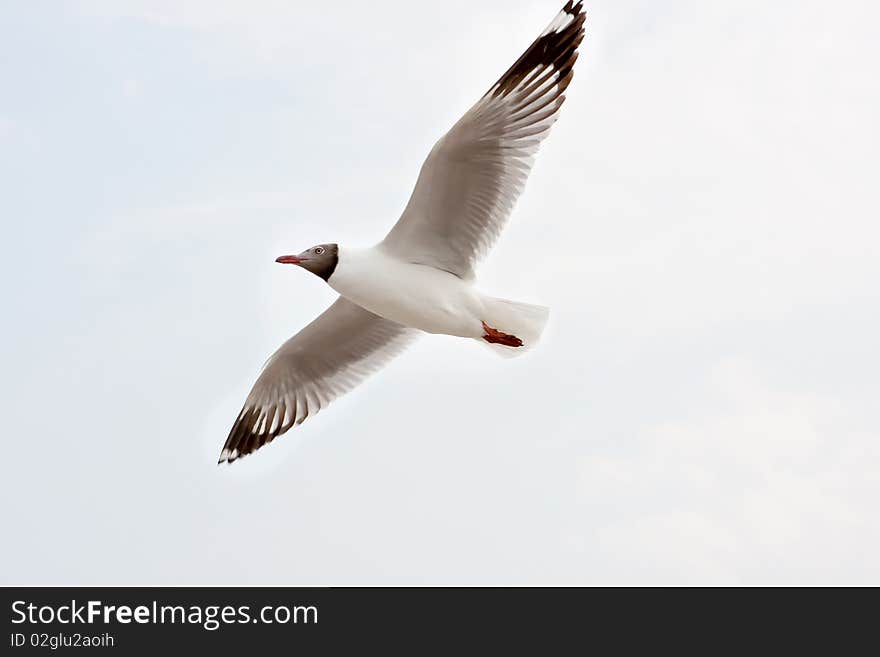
xmin=481 ymin=321 xmax=523 ymax=347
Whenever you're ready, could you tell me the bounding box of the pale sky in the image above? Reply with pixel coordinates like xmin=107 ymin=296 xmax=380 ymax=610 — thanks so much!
xmin=2 ymin=0 xmax=878 ymax=584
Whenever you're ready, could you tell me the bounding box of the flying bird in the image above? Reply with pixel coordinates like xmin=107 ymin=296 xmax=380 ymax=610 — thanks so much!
xmin=219 ymin=1 xmax=586 ymax=463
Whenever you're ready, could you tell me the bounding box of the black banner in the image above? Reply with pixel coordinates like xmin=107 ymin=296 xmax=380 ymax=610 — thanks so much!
xmin=1 ymin=586 xmax=867 ymax=652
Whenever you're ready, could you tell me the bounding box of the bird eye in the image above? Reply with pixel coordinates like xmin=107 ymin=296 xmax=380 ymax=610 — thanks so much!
xmin=314 ymin=246 xmax=325 ymax=255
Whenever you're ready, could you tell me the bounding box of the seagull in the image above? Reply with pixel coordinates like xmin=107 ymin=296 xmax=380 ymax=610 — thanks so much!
xmin=219 ymin=1 xmax=586 ymax=463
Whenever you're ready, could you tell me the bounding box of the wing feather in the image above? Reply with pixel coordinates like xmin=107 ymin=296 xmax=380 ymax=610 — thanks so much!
xmin=219 ymin=297 xmax=417 ymax=463
xmin=380 ymin=1 xmax=586 ymax=278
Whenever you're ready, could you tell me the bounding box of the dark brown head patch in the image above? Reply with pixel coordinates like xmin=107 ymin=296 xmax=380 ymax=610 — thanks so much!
xmin=299 ymin=243 xmax=339 ymax=282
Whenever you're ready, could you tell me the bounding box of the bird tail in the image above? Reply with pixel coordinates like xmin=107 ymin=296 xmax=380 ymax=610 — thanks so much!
xmin=477 ymin=296 xmax=550 ymax=358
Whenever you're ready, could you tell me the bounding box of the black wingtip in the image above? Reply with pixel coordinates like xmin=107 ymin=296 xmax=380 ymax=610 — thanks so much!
xmin=488 ymin=0 xmax=587 ymax=98
xmin=563 ymin=1 xmax=584 ymax=16
xmin=217 ymin=448 xmax=237 ymax=465
xmin=218 ymin=403 xmax=301 ymax=466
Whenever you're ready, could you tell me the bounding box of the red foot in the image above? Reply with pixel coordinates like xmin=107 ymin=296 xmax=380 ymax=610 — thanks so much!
xmin=481 ymin=321 xmax=523 ymax=347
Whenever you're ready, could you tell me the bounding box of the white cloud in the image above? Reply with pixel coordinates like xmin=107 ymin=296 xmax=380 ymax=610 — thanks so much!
xmin=577 ymin=357 xmax=880 ymax=583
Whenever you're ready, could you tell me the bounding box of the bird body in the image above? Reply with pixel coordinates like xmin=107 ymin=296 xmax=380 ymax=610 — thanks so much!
xmin=328 ymin=246 xmax=486 ymax=339
xmin=219 ymin=1 xmax=586 ymax=463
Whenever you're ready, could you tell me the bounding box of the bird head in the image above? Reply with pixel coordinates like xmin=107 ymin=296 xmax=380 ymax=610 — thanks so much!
xmin=276 ymin=243 xmax=339 ymax=281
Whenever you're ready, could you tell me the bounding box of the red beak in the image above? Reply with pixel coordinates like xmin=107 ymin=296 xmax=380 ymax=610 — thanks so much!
xmin=276 ymin=255 xmax=306 ymax=264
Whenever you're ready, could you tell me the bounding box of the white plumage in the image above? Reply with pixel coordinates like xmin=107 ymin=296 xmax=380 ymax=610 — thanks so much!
xmin=219 ymin=1 xmax=586 ymax=463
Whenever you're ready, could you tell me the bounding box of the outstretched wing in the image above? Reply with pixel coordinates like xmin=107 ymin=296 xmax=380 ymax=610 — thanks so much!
xmin=219 ymin=297 xmax=417 ymax=463
xmin=380 ymin=1 xmax=586 ymax=278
